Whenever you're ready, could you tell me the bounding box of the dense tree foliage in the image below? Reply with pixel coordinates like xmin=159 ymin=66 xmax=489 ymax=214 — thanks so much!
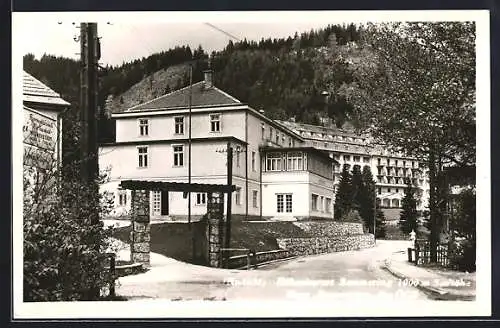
xmin=334 ymin=164 xmax=353 ymax=220
xmin=399 ymin=180 xmax=419 ymax=235
xmin=341 ymin=22 xmax=475 ymax=262
xmin=360 ymin=166 xmax=376 ymax=233
xmin=23 ymin=128 xmax=115 ymax=301
xmin=375 ymin=206 xmax=387 ymax=239
xmin=24 ymin=23 xmax=362 ymax=134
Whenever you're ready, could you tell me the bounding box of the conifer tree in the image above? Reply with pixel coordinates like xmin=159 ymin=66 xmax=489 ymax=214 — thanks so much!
xmin=375 ymin=205 xmax=387 ymax=238
xmin=360 ymin=166 xmax=376 ymax=233
xmin=399 ymin=180 xmax=419 ymax=234
xmin=334 ymin=164 xmax=352 ymax=220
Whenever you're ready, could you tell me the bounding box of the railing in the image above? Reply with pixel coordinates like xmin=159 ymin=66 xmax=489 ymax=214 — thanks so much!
xmin=220 ymin=248 xmax=256 ymax=270
xmin=414 ymin=240 xmax=450 ymax=267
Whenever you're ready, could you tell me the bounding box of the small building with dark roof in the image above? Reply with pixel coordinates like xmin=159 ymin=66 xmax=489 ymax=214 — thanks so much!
xmin=23 ymin=71 xmax=69 ymax=169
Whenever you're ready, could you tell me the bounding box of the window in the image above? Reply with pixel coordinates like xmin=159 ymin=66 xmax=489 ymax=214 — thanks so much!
xmin=285 ymin=194 xmax=292 ymax=213
xmin=138 ymin=146 xmax=148 ymax=168
xmin=174 ymin=116 xmax=184 ymax=134
xmin=282 ymin=136 xmax=286 ymax=145
xmin=152 ymin=191 xmax=161 ymax=215
xmin=325 ymin=198 xmax=332 ymax=213
xmin=252 ymin=190 xmax=258 ymax=208
xmin=388 ymin=188 xmax=391 ymax=193
xmin=277 ymin=194 xmax=292 ymax=213
xmin=320 ymin=196 xmax=324 ymax=212
xmin=324 ymin=142 xmax=328 ymax=148
xmin=403 ymin=161 xmax=406 ymax=167
xmin=286 ymin=152 xmax=303 ymax=171
xmin=251 ymin=151 xmax=256 ymax=172
xmin=311 ymin=194 xmax=318 ymax=211
xmin=261 ymin=123 xmax=265 ymax=140
xmin=195 ymin=193 xmax=206 ymax=205
xmin=276 ymin=132 xmax=280 ymax=144
xmin=173 ymin=145 xmax=184 ymax=167
xmin=277 ymin=194 xmax=284 ymax=213
xmin=395 ymin=160 xmax=399 ymax=166
xmin=377 ymin=158 xmax=381 ymax=165
xmin=266 ymin=152 xmax=283 ymax=171
xmin=235 ymin=187 xmax=241 ymax=205
xmin=118 ymin=191 xmax=127 ymax=206
xmin=139 ymin=119 xmax=149 ymax=136
xmin=363 ymin=157 xmax=370 ymax=163
xmin=269 ymin=127 xmax=273 ymax=140
xmin=210 ymin=114 xmax=221 ymax=132
xmin=378 ymin=187 xmax=382 ymax=195
xmin=354 ymin=156 xmax=360 ymax=162
xmin=288 ymin=138 xmax=292 ymax=147
xmin=396 ymin=188 xmax=399 ymax=193
xmin=344 ymin=155 xmax=350 ymax=161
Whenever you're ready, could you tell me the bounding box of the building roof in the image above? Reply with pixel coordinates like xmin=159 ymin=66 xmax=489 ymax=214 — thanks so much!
xmin=23 ymin=71 xmax=70 ymax=107
xmin=276 ymin=120 xmax=368 ymax=139
xmin=119 ymin=180 xmax=237 ymax=193
xmin=127 ymin=81 xmax=241 ymax=112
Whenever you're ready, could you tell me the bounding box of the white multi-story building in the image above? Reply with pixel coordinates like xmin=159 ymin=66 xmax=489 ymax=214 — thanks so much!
xmin=100 ymin=70 xmax=429 ymax=223
xmin=100 ymin=70 xmax=337 ymax=221
xmin=277 ymin=120 xmax=430 ymax=222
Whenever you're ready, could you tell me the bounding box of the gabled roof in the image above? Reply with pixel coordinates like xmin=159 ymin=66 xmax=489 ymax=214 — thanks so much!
xmin=23 ymin=71 xmax=70 ymax=107
xmin=127 ymin=81 xmax=241 ymax=112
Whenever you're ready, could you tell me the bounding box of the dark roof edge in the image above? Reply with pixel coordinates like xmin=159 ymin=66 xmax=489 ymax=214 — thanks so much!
xmin=99 ymin=136 xmax=248 ymax=148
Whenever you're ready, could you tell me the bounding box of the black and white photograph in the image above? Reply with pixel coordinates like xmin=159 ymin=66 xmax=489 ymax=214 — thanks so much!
xmin=12 ymin=10 xmax=490 ymax=318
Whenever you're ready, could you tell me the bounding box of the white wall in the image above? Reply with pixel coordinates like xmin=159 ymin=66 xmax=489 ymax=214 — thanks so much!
xmin=115 ymin=109 xmax=247 ymax=143
xmin=261 ymin=171 xmax=310 ymax=217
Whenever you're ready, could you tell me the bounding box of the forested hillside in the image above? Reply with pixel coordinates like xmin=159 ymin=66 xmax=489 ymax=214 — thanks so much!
xmin=23 ymin=23 xmax=369 ymax=165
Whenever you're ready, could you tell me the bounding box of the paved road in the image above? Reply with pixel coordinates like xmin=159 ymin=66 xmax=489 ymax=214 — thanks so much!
xmin=212 ymin=245 xmax=429 ymax=301
xmin=117 ymin=241 xmax=431 ymax=301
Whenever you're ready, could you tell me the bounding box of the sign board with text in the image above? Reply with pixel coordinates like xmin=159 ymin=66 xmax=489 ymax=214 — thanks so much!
xmin=23 ymin=108 xmax=58 ymax=169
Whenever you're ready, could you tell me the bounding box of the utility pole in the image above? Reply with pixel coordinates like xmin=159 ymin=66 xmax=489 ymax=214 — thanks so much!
xmin=187 ymin=64 xmax=194 ymax=260
xmin=79 ymin=22 xmax=101 ymax=300
xmin=225 ymin=142 xmax=233 ymax=268
xmin=80 ymin=22 xmax=100 ymax=194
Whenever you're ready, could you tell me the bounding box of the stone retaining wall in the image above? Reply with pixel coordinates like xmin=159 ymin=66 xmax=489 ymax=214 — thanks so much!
xmin=277 ymin=234 xmax=375 ymax=257
xmin=293 ymin=221 xmax=364 ymax=237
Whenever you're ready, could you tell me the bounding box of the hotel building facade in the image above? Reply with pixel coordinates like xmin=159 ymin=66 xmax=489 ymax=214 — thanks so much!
xmin=100 ymin=70 xmax=429 ymax=223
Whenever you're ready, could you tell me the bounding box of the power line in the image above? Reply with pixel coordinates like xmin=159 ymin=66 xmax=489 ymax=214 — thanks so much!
xmin=204 ymin=23 xmax=241 ymax=42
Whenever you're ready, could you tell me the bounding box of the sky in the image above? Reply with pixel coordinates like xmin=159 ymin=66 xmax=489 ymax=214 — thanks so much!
xmin=13 ymin=10 xmax=481 ymax=67
xmin=15 ymin=12 xmax=348 ymax=66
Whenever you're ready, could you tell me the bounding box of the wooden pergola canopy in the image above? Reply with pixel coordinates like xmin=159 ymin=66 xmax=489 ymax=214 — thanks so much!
xmin=119 ymin=180 xmax=237 ymax=193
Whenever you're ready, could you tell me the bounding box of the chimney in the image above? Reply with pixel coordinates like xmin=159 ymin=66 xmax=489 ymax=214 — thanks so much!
xmin=203 ymin=69 xmax=213 ymax=89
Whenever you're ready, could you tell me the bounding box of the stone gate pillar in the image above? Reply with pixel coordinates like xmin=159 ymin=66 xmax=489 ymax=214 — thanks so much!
xmin=130 ymin=189 xmax=151 ymax=267
xmin=207 ymin=192 xmax=225 ymax=268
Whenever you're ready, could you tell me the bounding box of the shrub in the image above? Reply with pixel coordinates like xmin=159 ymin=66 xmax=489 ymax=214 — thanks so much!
xmin=24 ymin=163 xmax=115 ymax=301
xmin=449 ymin=238 xmax=476 ymax=272
xmin=341 ymin=209 xmax=363 ymax=223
